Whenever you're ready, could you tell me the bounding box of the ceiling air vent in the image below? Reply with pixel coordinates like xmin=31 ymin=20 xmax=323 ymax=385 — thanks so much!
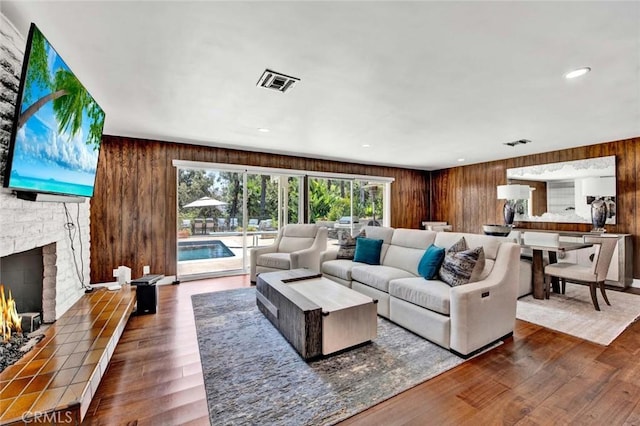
xmin=503 ymin=139 xmax=532 ymax=147
xmin=257 ymin=69 xmax=300 ymax=93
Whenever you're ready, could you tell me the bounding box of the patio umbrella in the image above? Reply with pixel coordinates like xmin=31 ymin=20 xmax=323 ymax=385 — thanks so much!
xmin=184 ymin=197 xmax=228 ymax=228
xmin=184 ymin=196 xmax=227 ymax=208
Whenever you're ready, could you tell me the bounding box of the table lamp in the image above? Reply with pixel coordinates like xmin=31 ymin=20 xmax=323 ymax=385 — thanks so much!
xmin=497 ymin=184 xmax=530 ymax=225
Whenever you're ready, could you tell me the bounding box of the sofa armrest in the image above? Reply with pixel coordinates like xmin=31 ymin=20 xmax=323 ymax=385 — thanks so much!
xmin=320 ymin=249 xmax=339 ymax=266
xmin=249 ymin=243 xmax=278 ymax=282
xmin=289 ymin=229 xmax=327 ymax=271
xmin=449 ymin=242 xmax=520 ymax=356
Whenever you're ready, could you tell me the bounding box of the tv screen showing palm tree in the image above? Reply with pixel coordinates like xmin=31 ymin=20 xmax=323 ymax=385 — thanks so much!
xmin=3 ymin=23 xmax=105 ymax=198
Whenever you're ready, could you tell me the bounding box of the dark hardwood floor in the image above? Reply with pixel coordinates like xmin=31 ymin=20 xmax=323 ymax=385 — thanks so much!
xmin=84 ymin=276 xmax=640 ymax=425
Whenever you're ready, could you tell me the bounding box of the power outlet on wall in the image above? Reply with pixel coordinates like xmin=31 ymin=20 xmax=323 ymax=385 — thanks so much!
xmin=143 ymin=265 xmax=150 ymax=275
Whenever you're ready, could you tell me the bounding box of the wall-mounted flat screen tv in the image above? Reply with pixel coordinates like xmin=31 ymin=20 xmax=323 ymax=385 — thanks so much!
xmin=3 ymin=23 xmax=105 ymax=198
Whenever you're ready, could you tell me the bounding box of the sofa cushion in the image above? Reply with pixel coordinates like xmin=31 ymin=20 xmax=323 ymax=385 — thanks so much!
xmin=361 ymin=226 xmax=395 ymax=262
xmin=336 ymin=229 xmax=366 ymax=260
xmin=256 ymin=252 xmax=291 ymax=269
xmin=354 ymin=237 xmax=384 ymax=265
xmin=282 ymin=223 xmax=319 ymax=238
xmin=382 ymin=229 xmax=437 ymax=274
xmin=279 ymin=236 xmax=315 ymax=253
xmin=389 ymin=277 xmax=451 ymax=315
xmin=322 ymin=259 xmax=360 ymax=281
xmin=276 ymin=224 xmax=320 ymax=253
xmin=418 ymin=244 xmax=445 ymax=279
xmin=434 ymin=232 xmax=504 ymax=261
xmin=438 ymin=238 xmax=485 ymax=287
xmin=352 ymin=265 xmax=415 ymax=292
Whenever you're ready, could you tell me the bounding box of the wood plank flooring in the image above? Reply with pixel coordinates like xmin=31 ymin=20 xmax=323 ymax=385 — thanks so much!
xmin=84 ymin=277 xmax=640 ymax=425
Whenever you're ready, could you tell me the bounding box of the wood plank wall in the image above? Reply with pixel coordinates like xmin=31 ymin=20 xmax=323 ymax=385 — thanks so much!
xmin=90 ymin=135 xmax=429 ymax=283
xmin=429 ymin=137 xmax=639 ymax=278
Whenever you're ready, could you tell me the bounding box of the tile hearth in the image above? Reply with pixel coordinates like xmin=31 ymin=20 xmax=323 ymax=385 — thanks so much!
xmin=0 ymin=287 xmax=135 ymax=425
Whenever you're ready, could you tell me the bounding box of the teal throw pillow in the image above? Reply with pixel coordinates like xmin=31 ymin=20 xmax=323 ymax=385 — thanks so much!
xmin=354 ymin=237 xmax=384 ymax=265
xmin=418 ymin=244 xmax=445 ymax=280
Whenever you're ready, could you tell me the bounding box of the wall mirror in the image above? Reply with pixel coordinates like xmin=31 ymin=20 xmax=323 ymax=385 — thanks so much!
xmin=506 ymin=155 xmax=616 ymax=224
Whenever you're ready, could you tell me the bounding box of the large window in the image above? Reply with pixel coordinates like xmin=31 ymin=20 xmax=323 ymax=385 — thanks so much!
xmin=174 ymin=160 xmax=392 ymax=279
xmin=308 ymin=177 xmax=387 ymax=241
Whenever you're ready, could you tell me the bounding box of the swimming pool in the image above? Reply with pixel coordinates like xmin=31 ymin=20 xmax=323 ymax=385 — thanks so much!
xmin=178 ymin=240 xmax=235 ymax=261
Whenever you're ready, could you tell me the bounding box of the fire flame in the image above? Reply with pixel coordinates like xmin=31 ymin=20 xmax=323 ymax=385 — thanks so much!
xmin=1 ymin=285 xmax=22 ymax=342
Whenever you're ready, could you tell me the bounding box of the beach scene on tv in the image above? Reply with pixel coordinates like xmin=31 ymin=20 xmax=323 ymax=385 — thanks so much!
xmin=8 ymin=25 xmax=105 ymax=197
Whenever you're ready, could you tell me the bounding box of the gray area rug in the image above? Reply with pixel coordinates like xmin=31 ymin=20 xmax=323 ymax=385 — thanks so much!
xmin=192 ymin=288 xmax=464 ymax=425
xmin=517 ymin=282 xmax=640 ymax=345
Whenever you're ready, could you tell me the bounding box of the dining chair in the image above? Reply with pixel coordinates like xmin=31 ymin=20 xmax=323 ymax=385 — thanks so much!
xmin=543 ymin=236 xmax=617 ymax=311
xmin=193 ymin=218 xmax=205 ymax=235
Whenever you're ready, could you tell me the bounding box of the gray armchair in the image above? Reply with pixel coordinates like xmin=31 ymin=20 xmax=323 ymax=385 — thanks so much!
xmin=250 ymin=224 xmax=328 ymax=282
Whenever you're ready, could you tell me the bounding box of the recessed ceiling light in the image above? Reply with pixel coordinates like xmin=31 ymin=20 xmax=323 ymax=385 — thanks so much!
xmin=362 ymin=144 xmax=371 ymax=148
xmin=565 ymin=67 xmax=591 ymax=79
xmin=257 ymin=128 xmax=270 ymax=133
xmin=457 ymin=158 xmax=465 ymax=162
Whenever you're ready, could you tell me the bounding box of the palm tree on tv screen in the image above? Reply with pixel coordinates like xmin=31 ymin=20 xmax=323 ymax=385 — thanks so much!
xmin=17 ymin=26 xmax=104 ymax=151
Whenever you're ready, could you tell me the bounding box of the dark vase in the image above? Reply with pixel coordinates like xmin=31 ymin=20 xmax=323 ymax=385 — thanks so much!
xmin=503 ymin=201 xmax=516 ymax=225
xmin=605 ymin=197 xmax=616 ymax=219
xmin=591 ymin=198 xmax=607 ymax=231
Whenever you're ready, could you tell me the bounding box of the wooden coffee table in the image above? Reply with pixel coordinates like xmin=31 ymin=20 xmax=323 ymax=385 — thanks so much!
xmin=256 ymin=269 xmax=378 ymax=360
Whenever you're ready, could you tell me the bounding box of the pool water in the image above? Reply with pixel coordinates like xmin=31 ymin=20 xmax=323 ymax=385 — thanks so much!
xmin=178 ymin=240 xmax=235 ymax=261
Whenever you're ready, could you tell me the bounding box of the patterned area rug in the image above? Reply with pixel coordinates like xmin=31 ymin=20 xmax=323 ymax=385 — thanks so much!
xmin=517 ymin=283 xmax=640 ymax=345
xmin=192 ymin=288 xmax=465 ymax=425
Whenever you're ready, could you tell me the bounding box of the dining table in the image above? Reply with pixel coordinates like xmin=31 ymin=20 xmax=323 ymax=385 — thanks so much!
xmin=519 ymin=241 xmax=593 ymax=299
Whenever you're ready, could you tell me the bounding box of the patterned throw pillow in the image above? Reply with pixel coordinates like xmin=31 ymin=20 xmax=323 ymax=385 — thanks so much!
xmin=438 ymin=237 xmax=485 ymax=287
xmin=336 ymin=229 xmax=366 ymax=260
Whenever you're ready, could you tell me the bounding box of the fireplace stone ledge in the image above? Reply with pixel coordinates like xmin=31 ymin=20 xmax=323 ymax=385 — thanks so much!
xmin=0 ymin=286 xmax=135 ymax=424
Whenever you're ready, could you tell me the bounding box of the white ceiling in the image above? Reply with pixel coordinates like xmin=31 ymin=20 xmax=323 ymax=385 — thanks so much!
xmin=3 ymin=1 xmax=639 ymax=170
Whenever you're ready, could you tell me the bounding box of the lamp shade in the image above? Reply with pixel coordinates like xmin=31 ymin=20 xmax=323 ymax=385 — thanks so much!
xmin=581 ymin=177 xmax=615 ymax=197
xmin=497 ymin=184 xmax=530 ymax=200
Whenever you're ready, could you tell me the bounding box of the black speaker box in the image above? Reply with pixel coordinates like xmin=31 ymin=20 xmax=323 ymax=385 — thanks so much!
xmin=135 ymin=284 xmax=157 ymax=315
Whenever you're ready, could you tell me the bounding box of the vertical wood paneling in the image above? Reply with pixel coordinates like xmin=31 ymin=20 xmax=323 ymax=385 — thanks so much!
xmin=136 ymin=143 xmax=152 ymax=274
xmin=164 ymin=145 xmax=178 ymax=278
xmin=430 ymin=137 xmax=640 ymax=278
xmin=149 ymin=144 xmax=165 ymax=272
xmin=120 ymin=140 xmax=138 ymax=273
xmin=90 ymin=136 xmax=430 ymax=283
xmin=91 ymin=135 xmax=639 ymax=282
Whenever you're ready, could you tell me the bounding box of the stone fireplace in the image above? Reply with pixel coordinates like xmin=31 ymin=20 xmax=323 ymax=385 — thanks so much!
xmin=0 ymin=14 xmax=90 ymax=322
xmin=0 ymin=193 xmax=91 ymax=322
xmin=0 ymin=243 xmax=59 ymax=323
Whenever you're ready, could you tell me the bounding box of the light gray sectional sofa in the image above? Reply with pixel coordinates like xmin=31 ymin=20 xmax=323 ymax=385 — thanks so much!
xmin=320 ymin=226 xmax=521 ymax=357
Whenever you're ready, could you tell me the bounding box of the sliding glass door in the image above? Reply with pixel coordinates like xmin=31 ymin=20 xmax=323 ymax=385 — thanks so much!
xmin=174 ymin=160 xmax=393 ymax=280
xmin=177 ymin=168 xmax=302 ymax=280
xmin=307 ymin=177 xmax=388 ymax=244
xmin=177 ymin=169 xmax=245 ymax=278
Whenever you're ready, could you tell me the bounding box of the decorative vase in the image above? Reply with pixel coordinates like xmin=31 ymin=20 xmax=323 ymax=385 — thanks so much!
xmin=604 ymin=197 xmax=616 ymax=219
xmin=503 ymin=201 xmax=516 ymax=225
xmin=591 ymin=198 xmax=608 ymax=232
